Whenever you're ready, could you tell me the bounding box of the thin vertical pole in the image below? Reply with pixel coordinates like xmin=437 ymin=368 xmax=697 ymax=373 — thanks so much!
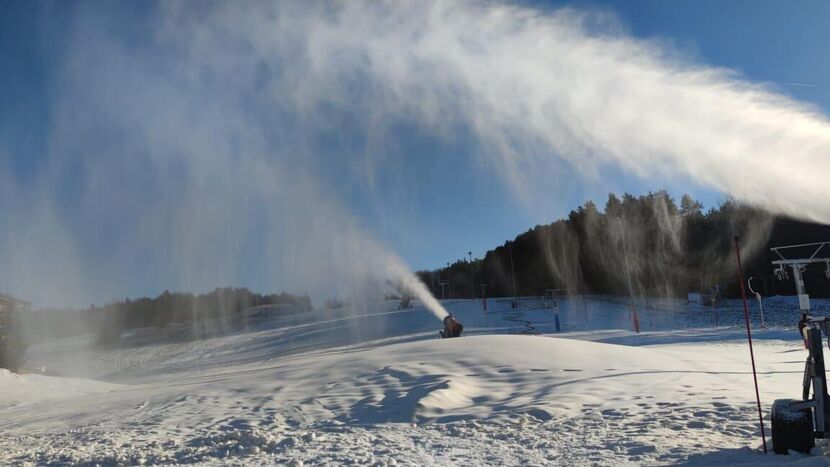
xmin=469 ymin=252 xmax=475 ymax=299
xmin=447 ymin=262 xmax=452 ymax=300
xmin=509 ymin=244 xmax=518 ymax=304
xmin=619 ymin=218 xmax=640 ymax=333
xmin=748 ymin=278 xmax=766 ymax=328
xmin=734 ymin=236 xmax=768 ymax=454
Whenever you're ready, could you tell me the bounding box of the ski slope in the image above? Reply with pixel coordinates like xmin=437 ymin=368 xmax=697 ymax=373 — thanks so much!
xmin=2 ymin=297 xmax=829 ymax=465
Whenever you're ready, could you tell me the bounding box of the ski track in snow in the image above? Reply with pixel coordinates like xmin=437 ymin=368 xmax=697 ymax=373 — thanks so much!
xmin=4 ymin=297 xmax=830 ymax=466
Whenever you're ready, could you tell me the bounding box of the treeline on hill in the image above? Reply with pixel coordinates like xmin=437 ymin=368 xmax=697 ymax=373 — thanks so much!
xmin=419 ymin=191 xmax=830 ymax=301
xmin=95 ymin=287 xmax=311 ymax=346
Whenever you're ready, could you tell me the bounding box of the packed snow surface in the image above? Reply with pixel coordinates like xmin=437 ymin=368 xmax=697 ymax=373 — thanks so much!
xmin=4 ymin=296 xmax=830 ymax=465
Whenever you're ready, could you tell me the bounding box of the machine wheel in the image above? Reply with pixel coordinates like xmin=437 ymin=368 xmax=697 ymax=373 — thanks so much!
xmin=771 ymin=399 xmax=814 ymax=454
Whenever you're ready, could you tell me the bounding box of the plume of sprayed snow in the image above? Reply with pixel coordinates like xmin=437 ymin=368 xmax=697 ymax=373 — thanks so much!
xmin=4 ymin=0 xmax=830 ymax=315
xmin=237 ymin=0 xmax=830 ymax=221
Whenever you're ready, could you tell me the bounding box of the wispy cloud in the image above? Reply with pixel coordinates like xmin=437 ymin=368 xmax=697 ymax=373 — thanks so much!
xmin=784 ymin=81 xmax=819 ymax=87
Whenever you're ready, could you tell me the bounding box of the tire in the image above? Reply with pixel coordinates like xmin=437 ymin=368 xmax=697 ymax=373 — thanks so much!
xmin=771 ymin=399 xmax=814 ymax=454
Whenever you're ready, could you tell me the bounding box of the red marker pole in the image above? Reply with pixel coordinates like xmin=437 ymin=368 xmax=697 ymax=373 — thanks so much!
xmin=734 ymin=236 xmax=768 ymax=454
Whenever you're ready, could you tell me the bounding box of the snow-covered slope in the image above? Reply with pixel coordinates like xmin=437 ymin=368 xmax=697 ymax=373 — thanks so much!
xmin=2 ymin=297 xmax=828 ymax=465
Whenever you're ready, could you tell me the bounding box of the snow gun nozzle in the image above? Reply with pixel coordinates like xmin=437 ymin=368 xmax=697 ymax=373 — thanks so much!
xmin=440 ymin=314 xmax=463 ymax=338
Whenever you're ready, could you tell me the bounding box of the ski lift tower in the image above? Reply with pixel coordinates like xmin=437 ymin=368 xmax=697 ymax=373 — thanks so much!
xmin=768 ymin=241 xmax=830 ymax=454
xmin=770 ymin=241 xmax=830 ymax=320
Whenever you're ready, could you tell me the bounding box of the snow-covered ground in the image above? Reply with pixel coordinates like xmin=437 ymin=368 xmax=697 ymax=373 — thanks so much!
xmin=3 ymin=296 xmax=830 ymax=465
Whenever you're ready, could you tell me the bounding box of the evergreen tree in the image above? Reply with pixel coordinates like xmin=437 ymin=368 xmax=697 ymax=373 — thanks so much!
xmin=680 ymin=193 xmax=704 ymax=217
xmin=0 ymin=304 xmax=27 ymax=371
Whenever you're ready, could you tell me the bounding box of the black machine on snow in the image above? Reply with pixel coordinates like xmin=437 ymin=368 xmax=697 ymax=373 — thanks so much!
xmin=769 ymin=242 xmax=830 ymax=454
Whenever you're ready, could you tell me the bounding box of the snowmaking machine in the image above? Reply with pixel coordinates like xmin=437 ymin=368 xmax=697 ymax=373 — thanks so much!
xmin=769 ymin=242 xmax=830 ymax=454
xmin=440 ymin=314 xmax=463 ymax=338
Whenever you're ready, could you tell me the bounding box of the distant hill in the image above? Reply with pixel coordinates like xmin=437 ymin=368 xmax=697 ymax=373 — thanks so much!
xmin=24 ymin=287 xmax=311 ymax=348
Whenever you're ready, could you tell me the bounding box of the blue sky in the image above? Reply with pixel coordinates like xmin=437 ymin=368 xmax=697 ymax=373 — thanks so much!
xmin=1 ymin=1 xmax=829 ymax=303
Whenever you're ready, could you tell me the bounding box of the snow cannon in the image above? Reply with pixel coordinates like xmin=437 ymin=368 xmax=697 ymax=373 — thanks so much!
xmin=440 ymin=314 xmax=463 ymax=338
